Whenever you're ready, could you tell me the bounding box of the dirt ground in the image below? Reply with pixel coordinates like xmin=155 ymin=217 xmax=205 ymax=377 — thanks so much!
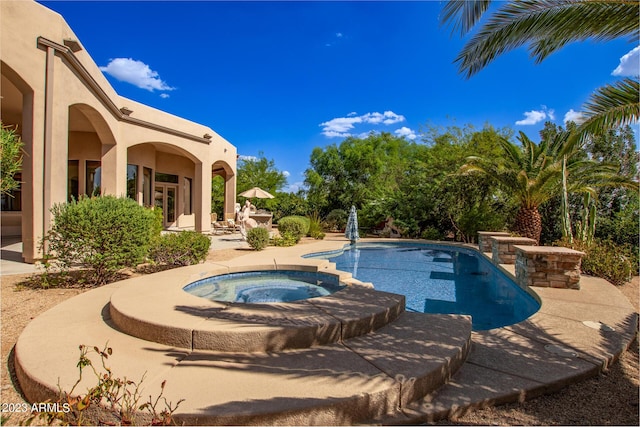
xmin=1 ymin=248 xmax=638 ymax=426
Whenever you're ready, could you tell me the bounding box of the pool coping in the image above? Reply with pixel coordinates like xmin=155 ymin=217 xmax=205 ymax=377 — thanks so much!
xmin=13 ymin=236 xmax=639 ymax=424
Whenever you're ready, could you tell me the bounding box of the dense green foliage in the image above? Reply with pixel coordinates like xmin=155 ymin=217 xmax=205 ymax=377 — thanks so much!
xmin=0 ymin=123 xmax=23 ymax=196
xmin=269 ymin=191 xmax=309 ymax=222
xmin=276 ymin=216 xmax=309 ymax=243
xmin=150 ymin=231 xmax=211 ymax=266
xmin=45 ymin=196 xmax=161 ymax=285
xmin=536 ymin=122 xmax=639 ymax=248
xmin=246 ymin=227 xmax=270 ymax=250
xmin=557 ymin=238 xmax=638 ymax=286
xmin=304 ymin=128 xmax=515 ymax=241
xmin=302 ymin=123 xmax=637 ymax=253
xmin=237 ymin=153 xmax=287 ymax=212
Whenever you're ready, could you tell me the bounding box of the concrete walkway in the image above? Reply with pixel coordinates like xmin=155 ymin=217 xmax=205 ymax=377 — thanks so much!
xmin=10 ymin=236 xmax=639 ymax=425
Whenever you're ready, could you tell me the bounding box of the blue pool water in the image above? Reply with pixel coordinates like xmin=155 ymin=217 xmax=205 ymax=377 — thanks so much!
xmin=306 ymin=243 xmax=540 ymax=330
xmin=184 ymin=270 xmax=345 ymax=303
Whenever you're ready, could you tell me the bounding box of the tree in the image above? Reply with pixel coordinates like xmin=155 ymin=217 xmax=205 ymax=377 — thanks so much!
xmin=0 ymin=123 xmax=23 ymax=196
xmin=237 ymin=153 xmax=287 ymax=194
xmin=304 ymin=133 xmax=414 ymax=226
xmin=441 ymin=0 xmax=639 ymax=138
xmin=237 ymin=153 xmax=287 ymax=210
xmin=461 ymin=129 xmax=636 ymax=242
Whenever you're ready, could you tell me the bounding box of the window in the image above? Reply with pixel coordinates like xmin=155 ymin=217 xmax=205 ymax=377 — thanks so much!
xmin=86 ymin=161 xmax=101 ymax=196
xmin=183 ymin=177 xmax=192 ymax=215
xmin=143 ymin=167 xmax=152 ymax=206
xmin=155 ymin=172 xmax=178 ymax=184
xmin=126 ymin=164 xmax=137 ymax=200
xmin=68 ymin=160 xmax=79 ymax=201
xmin=0 ymin=173 xmax=21 ymax=211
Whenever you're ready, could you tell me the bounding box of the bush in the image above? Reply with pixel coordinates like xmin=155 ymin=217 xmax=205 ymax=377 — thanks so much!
xmin=44 ymin=196 xmax=160 ymax=286
xmin=150 ymin=231 xmax=211 ymax=266
xmin=246 ymin=227 xmax=270 ymax=250
xmin=323 ymin=209 xmax=347 ymax=231
xmin=307 ymin=212 xmax=325 ymax=239
xmin=271 ymin=231 xmax=299 ymax=247
xmin=556 ymin=238 xmax=638 ymax=286
xmin=276 ymin=216 xmax=308 ymax=243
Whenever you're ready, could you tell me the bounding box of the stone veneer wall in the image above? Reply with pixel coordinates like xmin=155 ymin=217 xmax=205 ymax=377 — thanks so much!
xmin=514 ymin=245 xmax=585 ymax=290
xmin=490 ymin=236 xmax=537 ymax=264
xmin=477 ymin=231 xmax=511 ymax=253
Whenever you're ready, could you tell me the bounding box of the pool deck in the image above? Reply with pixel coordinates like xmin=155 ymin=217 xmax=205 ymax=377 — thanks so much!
xmin=11 ymin=235 xmax=639 ymax=425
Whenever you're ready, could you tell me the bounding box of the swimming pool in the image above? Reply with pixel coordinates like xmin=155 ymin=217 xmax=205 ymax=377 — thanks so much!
xmin=184 ymin=270 xmax=346 ymax=303
xmin=306 ymin=242 xmax=540 ymax=330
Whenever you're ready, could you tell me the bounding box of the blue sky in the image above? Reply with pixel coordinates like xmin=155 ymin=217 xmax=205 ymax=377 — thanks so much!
xmin=40 ymin=1 xmax=639 ymax=193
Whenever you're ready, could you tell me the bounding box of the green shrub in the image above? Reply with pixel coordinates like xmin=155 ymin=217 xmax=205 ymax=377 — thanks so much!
xmin=420 ymin=226 xmax=442 ymax=240
xmin=44 ymin=196 xmax=160 ymax=286
xmin=246 ymin=227 xmax=270 ymax=250
xmin=556 ymin=238 xmax=638 ymax=286
xmin=271 ymin=231 xmax=299 ymax=247
xmin=276 ymin=216 xmax=308 ymax=243
xmin=307 ymin=212 xmax=325 ymax=239
xmin=324 ymin=209 xmax=347 ymax=231
xmin=150 ymin=231 xmax=211 ymax=266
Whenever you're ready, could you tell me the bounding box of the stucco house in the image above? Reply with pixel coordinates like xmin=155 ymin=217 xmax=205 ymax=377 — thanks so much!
xmin=1 ymin=0 xmax=237 ymax=263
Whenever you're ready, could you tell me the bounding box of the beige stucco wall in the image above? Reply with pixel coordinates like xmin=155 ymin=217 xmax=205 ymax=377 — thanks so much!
xmin=1 ymin=0 xmax=237 ymax=262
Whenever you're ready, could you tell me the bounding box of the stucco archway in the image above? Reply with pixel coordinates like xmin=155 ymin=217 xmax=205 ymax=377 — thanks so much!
xmin=212 ymin=160 xmax=236 ymax=221
xmin=1 ymin=61 xmax=36 ymax=261
xmin=67 ymin=104 xmax=117 ymax=200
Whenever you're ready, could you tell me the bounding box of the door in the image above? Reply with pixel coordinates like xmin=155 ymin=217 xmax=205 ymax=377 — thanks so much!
xmin=154 ymin=184 xmax=178 ymax=228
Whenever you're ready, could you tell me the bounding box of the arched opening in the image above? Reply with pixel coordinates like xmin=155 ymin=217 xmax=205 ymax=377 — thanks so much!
xmin=1 ymin=61 xmax=36 ymax=262
xmin=212 ymin=160 xmax=236 ymax=221
xmin=128 ymin=142 xmax=198 ymax=229
xmin=0 ymin=68 xmax=27 ymax=233
xmin=67 ymin=105 xmax=111 ymax=200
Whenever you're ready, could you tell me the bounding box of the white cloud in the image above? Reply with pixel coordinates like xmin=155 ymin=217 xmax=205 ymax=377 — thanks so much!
xmin=336 ymin=32 xmax=343 ymax=38
xmin=612 ymin=46 xmax=640 ymax=76
xmin=238 ymin=155 xmax=258 ymax=162
xmin=284 ymin=181 xmax=305 ymax=193
xmin=320 ymin=110 xmax=406 ymax=137
xmin=564 ymin=109 xmax=584 ymax=124
xmin=394 ymin=126 xmax=417 ymax=140
xmin=515 ymin=106 xmax=554 ymax=125
xmin=159 ymin=93 xmax=170 ymax=99
xmin=282 ymin=170 xmax=290 ymax=177
xmin=99 ymin=58 xmax=174 ymax=92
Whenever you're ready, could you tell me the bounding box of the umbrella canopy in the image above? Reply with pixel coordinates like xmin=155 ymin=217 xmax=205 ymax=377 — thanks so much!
xmin=345 ymin=205 xmax=359 ymax=244
xmin=238 ymin=187 xmax=275 ymax=199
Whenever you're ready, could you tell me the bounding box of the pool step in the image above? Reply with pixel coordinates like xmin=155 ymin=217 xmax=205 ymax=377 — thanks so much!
xmin=109 ymin=278 xmax=406 ymax=352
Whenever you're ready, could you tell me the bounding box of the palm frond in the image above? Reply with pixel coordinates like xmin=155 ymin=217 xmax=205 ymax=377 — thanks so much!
xmin=440 ymin=0 xmax=492 ymax=36
xmin=456 ymin=0 xmax=639 ymax=78
xmin=579 ymin=77 xmax=640 ymax=137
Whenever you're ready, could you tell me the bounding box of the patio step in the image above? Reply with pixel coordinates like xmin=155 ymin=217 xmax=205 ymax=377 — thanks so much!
xmin=166 ymin=312 xmax=472 ymax=426
xmin=15 ymin=277 xmax=472 ymax=425
xmin=109 ymin=277 xmax=406 ymax=352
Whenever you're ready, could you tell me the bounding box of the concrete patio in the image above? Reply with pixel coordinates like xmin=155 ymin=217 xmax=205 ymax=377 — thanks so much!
xmin=11 ymin=236 xmax=639 ymax=425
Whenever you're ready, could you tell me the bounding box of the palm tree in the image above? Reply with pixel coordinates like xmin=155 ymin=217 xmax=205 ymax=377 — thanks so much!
xmin=461 ymin=130 xmax=630 ymax=243
xmin=441 ymin=0 xmax=639 ymax=137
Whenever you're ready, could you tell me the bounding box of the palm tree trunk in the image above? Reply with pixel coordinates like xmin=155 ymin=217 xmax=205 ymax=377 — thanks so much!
xmin=514 ymin=206 xmax=542 ymax=244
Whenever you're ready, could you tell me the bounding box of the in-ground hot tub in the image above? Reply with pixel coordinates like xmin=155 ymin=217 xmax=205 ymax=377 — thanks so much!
xmin=183 ymin=270 xmax=346 ymax=303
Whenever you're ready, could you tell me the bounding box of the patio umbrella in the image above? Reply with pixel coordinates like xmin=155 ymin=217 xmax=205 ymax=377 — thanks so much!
xmin=345 ymin=205 xmax=359 ymax=244
xmin=238 ymin=187 xmax=275 ymax=199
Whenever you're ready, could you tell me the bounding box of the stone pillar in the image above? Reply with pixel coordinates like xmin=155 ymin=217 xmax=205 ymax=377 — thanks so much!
xmin=477 ymin=231 xmax=511 ymax=253
xmin=514 ymin=245 xmax=585 ymax=290
xmin=490 ymin=236 xmax=537 ymax=264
